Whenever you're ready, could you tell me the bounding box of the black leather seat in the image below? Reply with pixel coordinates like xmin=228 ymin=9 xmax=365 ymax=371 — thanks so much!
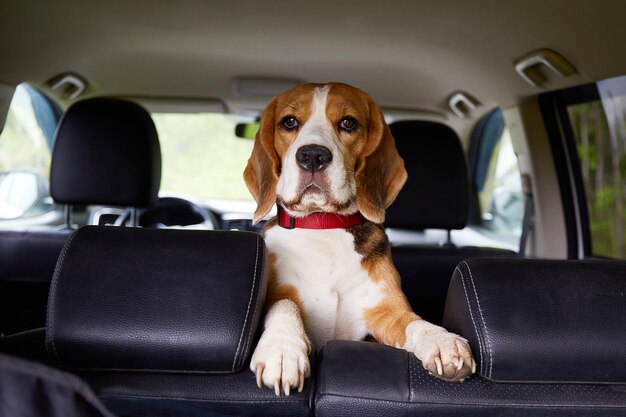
xmin=0 ymin=98 xmax=161 ymax=335
xmin=0 ymin=230 xmax=72 ymax=335
xmin=315 ymin=258 xmax=626 ymax=416
xmin=386 ymin=120 xmax=514 ymax=324
xmin=3 ymin=226 xmax=313 ymax=417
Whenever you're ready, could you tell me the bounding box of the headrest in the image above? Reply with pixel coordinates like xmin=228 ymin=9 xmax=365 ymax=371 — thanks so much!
xmin=443 ymin=258 xmax=626 ymax=383
xmin=50 ymin=98 xmax=161 ymax=207
xmin=46 ymin=226 xmax=267 ymax=373
xmin=385 ymin=121 xmax=469 ymax=230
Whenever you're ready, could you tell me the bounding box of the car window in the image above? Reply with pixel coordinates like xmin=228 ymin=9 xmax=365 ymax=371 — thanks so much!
xmin=565 ymin=76 xmax=626 ymax=259
xmin=151 ymin=113 xmax=256 ymax=205
xmin=468 ymin=108 xmax=524 ymax=247
xmin=0 ymin=83 xmax=60 ymax=224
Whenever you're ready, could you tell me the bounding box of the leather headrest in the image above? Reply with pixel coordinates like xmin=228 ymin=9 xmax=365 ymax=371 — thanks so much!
xmin=46 ymin=226 xmax=267 ymax=373
xmin=385 ymin=121 xmax=469 ymax=230
xmin=50 ymin=98 xmax=161 ymax=207
xmin=443 ymin=258 xmax=626 ymax=383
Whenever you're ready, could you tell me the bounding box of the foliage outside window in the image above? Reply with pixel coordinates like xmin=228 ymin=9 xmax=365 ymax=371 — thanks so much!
xmin=568 ymin=98 xmax=626 ymax=259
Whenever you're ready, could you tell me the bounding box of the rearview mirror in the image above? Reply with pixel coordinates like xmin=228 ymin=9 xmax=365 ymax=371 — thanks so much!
xmin=235 ymin=122 xmax=260 ymax=140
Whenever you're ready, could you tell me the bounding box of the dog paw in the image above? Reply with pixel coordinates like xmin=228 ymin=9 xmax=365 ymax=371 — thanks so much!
xmin=404 ymin=320 xmax=476 ymax=381
xmin=250 ymin=328 xmax=311 ymax=396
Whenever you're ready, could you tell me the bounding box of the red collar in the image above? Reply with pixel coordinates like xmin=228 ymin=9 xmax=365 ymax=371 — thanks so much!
xmin=277 ymin=206 xmax=364 ymax=229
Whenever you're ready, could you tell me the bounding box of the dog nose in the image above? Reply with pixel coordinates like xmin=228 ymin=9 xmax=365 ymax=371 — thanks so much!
xmin=295 ymin=145 xmax=333 ymax=173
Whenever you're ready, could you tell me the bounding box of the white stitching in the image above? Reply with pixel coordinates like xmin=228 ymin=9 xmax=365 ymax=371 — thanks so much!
xmin=463 ymin=260 xmax=494 ymax=378
xmin=456 ymin=266 xmax=485 ymax=376
xmin=45 ymin=227 xmax=81 ymax=367
xmin=239 ymin=237 xmax=265 ymax=364
xmin=232 ymin=234 xmax=261 ymax=371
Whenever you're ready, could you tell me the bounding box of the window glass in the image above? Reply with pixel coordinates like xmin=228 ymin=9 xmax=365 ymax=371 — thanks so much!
xmin=471 ymin=109 xmax=523 ymax=247
xmin=151 ymin=113 xmax=255 ymax=202
xmin=566 ymin=77 xmax=626 ymax=259
xmin=0 ymin=84 xmax=57 ymax=221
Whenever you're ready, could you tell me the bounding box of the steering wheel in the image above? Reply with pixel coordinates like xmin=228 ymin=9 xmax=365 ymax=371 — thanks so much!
xmin=118 ymin=197 xmax=219 ymax=230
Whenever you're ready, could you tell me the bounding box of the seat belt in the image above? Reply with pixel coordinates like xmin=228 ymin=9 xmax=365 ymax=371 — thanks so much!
xmin=519 ymin=174 xmax=534 ymax=257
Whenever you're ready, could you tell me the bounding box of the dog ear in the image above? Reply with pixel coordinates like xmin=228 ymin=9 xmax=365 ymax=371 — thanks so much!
xmin=244 ymin=99 xmax=280 ymax=224
xmin=355 ymin=99 xmax=407 ymax=224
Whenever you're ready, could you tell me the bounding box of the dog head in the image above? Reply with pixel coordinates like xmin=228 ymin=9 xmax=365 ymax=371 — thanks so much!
xmin=244 ymin=82 xmax=407 ymax=224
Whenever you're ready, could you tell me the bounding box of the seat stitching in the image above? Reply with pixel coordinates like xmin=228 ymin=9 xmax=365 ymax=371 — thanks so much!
xmin=98 ymin=393 xmax=308 ymax=404
xmin=463 ymin=260 xmax=494 ymax=378
xmin=314 ymin=393 xmax=626 ymax=409
xmin=456 ymin=265 xmax=485 ymax=376
xmin=233 ymin=234 xmax=261 ymax=371
xmin=238 ymin=236 xmax=265 ymax=365
xmin=45 ymin=227 xmax=81 ymax=367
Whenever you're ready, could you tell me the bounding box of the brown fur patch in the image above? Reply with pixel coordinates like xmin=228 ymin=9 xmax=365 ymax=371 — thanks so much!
xmin=244 ymin=100 xmax=281 ymax=224
xmin=354 ymin=97 xmax=407 ymax=224
xmin=265 ymin=253 xmax=306 ymax=323
xmin=363 ymin=295 xmax=419 ymax=347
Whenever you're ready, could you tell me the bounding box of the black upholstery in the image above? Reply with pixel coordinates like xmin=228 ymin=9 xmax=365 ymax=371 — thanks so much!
xmin=386 ymin=120 xmax=469 ymax=230
xmin=47 ymin=226 xmax=266 ymax=373
xmin=385 ymin=120 xmax=515 ymax=324
xmin=0 ymin=230 xmax=71 ymax=335
xmin=80 ymin=366 xmax=315 ymax=417
xmin=50 ymin=98 xmax=161 ymax=207
xmin=0 ymin=98 xmax=162 ymax=336
xmin=0 ymin=327 xmax=50 ymax=364
xmin=316 ymin=340 xmax=626 ymax=417
xmin=444 ymin=258 xmax=626 ymax=383
xmin=393 ymin=246 xmax=513 ymax=323
xmin=1 ymin=225 xmax=313 ymax=416
xmin=0 ymin=353 xmax=115 ymax=417
xmin=1 ymin=226 xmax=314 ymax=417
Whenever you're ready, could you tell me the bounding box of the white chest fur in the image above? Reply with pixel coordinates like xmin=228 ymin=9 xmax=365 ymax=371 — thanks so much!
xmin=264 ymin=226 xmax=383 ymax=349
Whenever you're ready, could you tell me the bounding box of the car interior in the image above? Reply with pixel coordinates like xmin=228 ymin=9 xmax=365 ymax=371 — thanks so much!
xmin=0 ymin=1 xmax=625 ymax=416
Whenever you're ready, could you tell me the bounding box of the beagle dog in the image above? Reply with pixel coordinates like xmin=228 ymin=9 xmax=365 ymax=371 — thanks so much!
xmin=244 ymin=83 xmax=475 ymax=396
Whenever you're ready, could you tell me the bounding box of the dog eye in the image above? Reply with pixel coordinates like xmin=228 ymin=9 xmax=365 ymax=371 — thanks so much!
xmin=339 ymin=117 xmax=358 ymax=132
xmin=280 ymin=116 xmax=299 ymax=130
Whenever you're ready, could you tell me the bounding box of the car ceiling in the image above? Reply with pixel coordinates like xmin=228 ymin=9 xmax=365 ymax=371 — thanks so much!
xmin=2 ymin=0 xmax=626 ymax=119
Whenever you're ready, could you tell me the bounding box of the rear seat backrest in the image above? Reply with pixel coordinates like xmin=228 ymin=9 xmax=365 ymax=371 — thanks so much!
xmin=386 ymin=121 xmax=469 ymax=231
xmin=46 ymin=226 xmax=266 ymax=374
xmin=1 ymin=227 xmax=314 ymax=417
xmin=0 ymin=98 xmax=161 ymax=335
xmin=42 ymin=226 xmax=312 ymax=417
xmin=49 ymin=98 xmax=161 ymax=208
xmin=444 ymin=258 xmax=626 ymax=383
xmin=386 ymin=120 xmax=514 ymax=324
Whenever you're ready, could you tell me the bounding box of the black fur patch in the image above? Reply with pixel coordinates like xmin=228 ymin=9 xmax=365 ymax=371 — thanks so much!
xmin=347 ymin=221 xmax=390 ymax=264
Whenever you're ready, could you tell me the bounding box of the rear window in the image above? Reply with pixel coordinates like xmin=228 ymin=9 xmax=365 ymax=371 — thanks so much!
xmin=468 ymin=108 xmax=523 ymax=249
xmin=0 ymin=83 xmax=60 ymax=224
xmin=151 ymin=113 xmax=255 ymax=202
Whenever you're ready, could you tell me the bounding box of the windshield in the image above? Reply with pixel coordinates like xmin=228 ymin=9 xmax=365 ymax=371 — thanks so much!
xmin=151 ymin=112 xmax=255 ymax=203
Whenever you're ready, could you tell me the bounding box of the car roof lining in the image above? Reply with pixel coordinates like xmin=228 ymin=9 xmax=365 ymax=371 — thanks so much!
xmin=1 ymin=1 xmax=623 ymax=121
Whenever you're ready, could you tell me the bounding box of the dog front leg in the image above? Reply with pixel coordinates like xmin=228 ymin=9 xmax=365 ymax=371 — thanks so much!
xmin=364 ymin=288 xmax=475 ymax=381
xmin=250 ymin=299 xmax=311 ymax=396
